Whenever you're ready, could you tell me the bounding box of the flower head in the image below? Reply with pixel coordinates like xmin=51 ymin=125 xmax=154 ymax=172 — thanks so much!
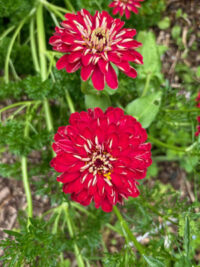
xmin=109 ymin=0 xmax=144 ymax=19
xmin=196 ymin=92 xmax=200 ymax=108
xmin=49 ymin=9 xmax=143 ymax=91
xmin=195 ymin=116 xmax=200 ymax=137
xmin=51 ymin=107 xmax=152 ymax=212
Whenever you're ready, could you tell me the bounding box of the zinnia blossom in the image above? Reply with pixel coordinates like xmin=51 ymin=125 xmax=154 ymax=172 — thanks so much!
xmin=196 ymin=92 xmax=200 ymax=108
xmin=49 ymin=9 xmax=143 ymax=91
xmin=195 ymin=116 xmax=200 ymax=137
xmin=109 ymin=0 xmax=144 ymax=19
xmin=51 ymin=107 xmax=152 ymax=212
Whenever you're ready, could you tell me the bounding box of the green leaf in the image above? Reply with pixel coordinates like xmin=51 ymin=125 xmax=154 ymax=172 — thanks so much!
xmin=137 ymin=31 xmax=162 ymax=74
xmin=125 ymin=92 xmax=162 ymax=128
xmin=172 ymin=25 xmax=182 ymax=40
xmin=158 ymin=17 xmax=170 ymax=30
xmin=143 ymin=256 xmax=165 ymax=267
xmin=85 ymin=94 xmax=111 ymax=111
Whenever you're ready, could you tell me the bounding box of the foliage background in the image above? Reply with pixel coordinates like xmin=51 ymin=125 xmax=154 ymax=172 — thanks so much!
xmin=0 ymin=0 xmax=199 ymax=266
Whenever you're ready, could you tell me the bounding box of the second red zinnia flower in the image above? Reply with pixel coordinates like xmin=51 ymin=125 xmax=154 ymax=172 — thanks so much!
xmin=109 ymin=0 xmax=144 ymax=19
xmin=51 ymin=107 xmax=152 ymax=212
xmin=49 ymin=9 xmax=143 ymax=91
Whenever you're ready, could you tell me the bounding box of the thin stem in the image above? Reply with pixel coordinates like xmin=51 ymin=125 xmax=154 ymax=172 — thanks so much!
xmin=148 ymin=135 xmax=186 ymax=153
xmin=36 ymin=4 xmax=47 ymax=81
xmin=30 ymin=18 xmax=40 ymax=73
xmin=66 ymin=90 xmax=75 ymax=113
xmin=21 ymin=157 xmax=33 ymax=220
xmin=141 ymin=73 xmax=151 ymax=97
xmin=4 ymin=9 xmax=35 ymax=83
xmin=49 ymin=11 xmax=60 ymax=26
xmin=113 ymin=206 xmax=145 ymax=255
xmin=64 ymin=0 xmax=75 ymax=12
xmin=41 ymin=0 xmax=70 ymax=14
xmin=44 ymin=3 xmax=65 ymax=20
xmin=36 ymin=3 xmax=54 ymax=133
xmin=165 ymin=108 xmax=200 ymax=113
xmin=43 ymin=98 xmax=54 ymax=131
xmin=0 ymin=101 xmax=38 ymax=115
xmin=65 ymin=205 xmax=85 ymax=267
xmin=0 ymin=25 xmax=15 ymax=41
xmin=9 ymin=60 xmax=21 ymax=81
xmin=21 ymin=106 xmax=33 ymax=222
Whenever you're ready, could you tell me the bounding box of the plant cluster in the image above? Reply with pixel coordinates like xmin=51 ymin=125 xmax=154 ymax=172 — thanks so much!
xmin=0 ymin=0 xmax=199 ymax=266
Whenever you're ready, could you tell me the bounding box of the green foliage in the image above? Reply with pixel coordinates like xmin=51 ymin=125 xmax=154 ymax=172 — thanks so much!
xmin=158 ymin=17 xmax=170 ymax=30
xmin=0 ymin=162 xmax=21 ymax=179
xmin=85 ymin=93 xmax=111 ymax=111
xmin=0 ymin=0 xmax=200 ymax=266
xmin=127 ymin=0 xmax=166 ymax=30
xmin=0 ymin=120 xmax=53 ymax=156
xmin=103 ymin=249 xmax=135 ymax=267
xmin=0 ymin=0 xmax=34 ymax=21
xmin=126 ymin=92 xmax=162 ymax=128
xmin=143 ymin=255 xmax=165 ymax=267
xmin=0 ymin=217 xmax=68 ymax=267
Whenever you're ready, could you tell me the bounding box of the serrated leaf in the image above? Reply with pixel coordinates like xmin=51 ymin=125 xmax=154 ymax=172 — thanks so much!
xmin=125 ymin=92 xmax=162 ymax=128
xmin=143 ymin=256 xmax=165 ymax=267
xmin=85 ymin=94 xmax=111 ymax=111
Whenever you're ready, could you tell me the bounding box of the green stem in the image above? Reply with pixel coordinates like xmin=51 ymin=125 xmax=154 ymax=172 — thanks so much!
xmin=64 ymin=0 xmax=75 ymax=12
xmin=9 ymin=60 xmax=21 ymax=81
xmin=66 ymin=90 xmax=75 ymax=113
xmin=65 ymin=205 xmax=85 ymax=267
xmin=4 ymin=9 xmax=35 ymax=83
xmin=21 ymin=157 xmax=33 ymax=220
xmin=148 ymin=135 xmax=186 ymax=153
xmin=43 ymin=98 xmax=54 ymax=131
xmin=44 ymin=3 xmax=65 ymax=20
xmin=0 ymin=101 xmax=37 ymax=115
xmin=30 ymin=18 xmax=40 ymax=73
xmin=113 ymin=206 xmax=145 ymax=255
xmin=0 ymin=25 xmax=15 ymax=41
xmin=21 ymin=106 xmax=33 ymax=222
xmin=36 ymin=3 xmax=54 ymax=133
xmin=141 ymin=73 xmax=151 ymax=97
xmin=165 ymin=108 xmax=200 ymax=113
xmin=36 ymin=4 xmax=47 ymax=80
xmin=41 ymin=0 xmax=70 ymax=14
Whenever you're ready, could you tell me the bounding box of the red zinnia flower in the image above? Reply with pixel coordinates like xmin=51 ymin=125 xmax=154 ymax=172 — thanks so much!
xmin=196 ymin=92 xmax=200 ymax=108
xmin=195 ymin=116 xmax=200 ymax=137
xmin=51 ymin=107 xmax=152 ymax=212
xmin=49 ymin=9 xmax=143 ymax=91
xmin=109 ymin=0 xmax=144 ymax=19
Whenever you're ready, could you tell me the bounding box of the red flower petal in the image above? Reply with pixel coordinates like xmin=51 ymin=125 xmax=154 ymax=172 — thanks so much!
xmin=66 ymin=61 xmax=81 ymax=73
xmin=56 ymin=55 xmax=69 ymax=70
xmin=81 ymin=64 xmax=94 ymax=81
xmin=125 ymin=67 xmax=137 ymax=78
xmin=91 ymin=66 xmax=105 ymax=90
xmin=105 ymin=64 xmax=118 ymax=89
